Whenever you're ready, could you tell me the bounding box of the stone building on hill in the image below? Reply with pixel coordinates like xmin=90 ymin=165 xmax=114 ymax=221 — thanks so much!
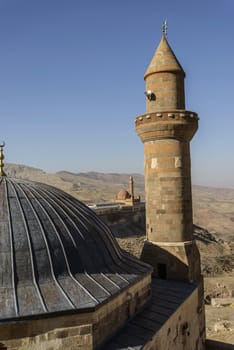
xmin=114 ymin=176 xmax=141 ymax=206
xmin=0 ymin=25 xmax=231 ymax=350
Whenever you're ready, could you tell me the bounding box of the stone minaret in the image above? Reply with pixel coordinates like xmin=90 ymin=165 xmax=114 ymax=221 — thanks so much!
xmin=129 ymin=176 xmax=134 ymax=204
xmin=136 ymin=27 xmax=201 ymax=282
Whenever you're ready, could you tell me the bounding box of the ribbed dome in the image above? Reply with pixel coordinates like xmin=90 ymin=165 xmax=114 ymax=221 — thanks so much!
xmin=144 ymin=35 xmax=185 ymax=79
xmin=0 ymin=177 xmax=150 ymax=321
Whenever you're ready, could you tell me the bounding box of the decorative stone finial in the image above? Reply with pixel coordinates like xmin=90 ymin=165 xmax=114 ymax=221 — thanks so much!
xmin=162 ymin=19 xmax=167 ymax=37
xmin=0 ymin=142 xmax=6 ymax=176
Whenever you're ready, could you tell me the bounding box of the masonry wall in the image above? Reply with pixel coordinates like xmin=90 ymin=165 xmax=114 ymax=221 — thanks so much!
xmin=94 ymin=274 xmax=152 ymax=348
xmin=143 ymin=280 xmax=206 ymax=350
xmin=0 ymin=314 xmax=93 ymax=350
xmin=96 ymin=204 xmax=145 ymax=228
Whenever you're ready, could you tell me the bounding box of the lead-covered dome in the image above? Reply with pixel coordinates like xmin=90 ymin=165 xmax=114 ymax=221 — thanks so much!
xmin=0 ymin=177 xmax=150 ymax=321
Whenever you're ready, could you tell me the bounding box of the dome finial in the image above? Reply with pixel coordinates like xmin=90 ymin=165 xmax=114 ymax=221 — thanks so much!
xmin=162 ymin=19 xmax=168 ymax=37
xmin=0 ymin=141 xmax=6 ymax=176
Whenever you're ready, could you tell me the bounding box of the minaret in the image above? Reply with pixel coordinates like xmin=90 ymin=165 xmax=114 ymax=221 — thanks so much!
xmin=136 ymin=25 xmax=201 ymax=282
xmin=129 ymin=176 xmax=134 ymax=205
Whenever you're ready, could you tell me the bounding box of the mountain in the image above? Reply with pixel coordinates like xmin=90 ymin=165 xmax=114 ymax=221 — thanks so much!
xmin=4 ymin=163 xmax=234 ymax=239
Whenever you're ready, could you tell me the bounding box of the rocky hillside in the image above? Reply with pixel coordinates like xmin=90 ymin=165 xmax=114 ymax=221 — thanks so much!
xmin=107 ymin=217 xmax=234 ymax=278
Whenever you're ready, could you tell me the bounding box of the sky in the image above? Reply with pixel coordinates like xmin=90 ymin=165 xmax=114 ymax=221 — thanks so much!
xmin=0 ymin=0 xmax=234 ymax=188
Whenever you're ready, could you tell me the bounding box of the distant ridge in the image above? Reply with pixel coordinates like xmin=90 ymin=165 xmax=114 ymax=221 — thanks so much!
xmin=59 ymin=171 xmax=145 ymax=184
xmin=4 ymin=163 xmax=234 ymax=238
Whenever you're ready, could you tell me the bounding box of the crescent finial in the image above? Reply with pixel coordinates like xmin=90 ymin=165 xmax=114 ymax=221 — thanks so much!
xmin=162 ymin=19 xmax=168 ymax=37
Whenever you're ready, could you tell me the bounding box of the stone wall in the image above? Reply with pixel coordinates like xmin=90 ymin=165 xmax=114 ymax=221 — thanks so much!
xmin=96 ymin=204 xmax=145 ymax=230
xmin=0 ymin=317 xmax=93 ymax=350
xmin=93 ymin=274 xmax=152 ymax=348
xmin=143 ymin=280 xmax=206 ymax=350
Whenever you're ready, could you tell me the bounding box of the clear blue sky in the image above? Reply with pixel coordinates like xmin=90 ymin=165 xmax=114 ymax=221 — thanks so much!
xmin=0 ymin=0 xmax=234 ymax=188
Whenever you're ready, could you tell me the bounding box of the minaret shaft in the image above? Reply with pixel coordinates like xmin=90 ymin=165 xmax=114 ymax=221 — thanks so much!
xmin=145 ymin=72 xmax=185 ymax=112
xmin=144 ymin=139 xmax=192 ymax=243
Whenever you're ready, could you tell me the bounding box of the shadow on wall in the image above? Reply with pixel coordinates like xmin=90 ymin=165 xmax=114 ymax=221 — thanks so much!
xmin=206 ymin=339 xmax=234 ymax=350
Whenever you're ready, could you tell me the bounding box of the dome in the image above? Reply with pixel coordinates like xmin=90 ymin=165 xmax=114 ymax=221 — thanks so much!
xmin=116 ymin=189 xmax=131 ymax=200
xmin=0 ymin=177 xmax=150 ymax=321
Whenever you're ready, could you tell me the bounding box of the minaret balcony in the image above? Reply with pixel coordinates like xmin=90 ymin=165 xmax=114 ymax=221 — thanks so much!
xmin=135 ymin=110 xmax=198 ymax=142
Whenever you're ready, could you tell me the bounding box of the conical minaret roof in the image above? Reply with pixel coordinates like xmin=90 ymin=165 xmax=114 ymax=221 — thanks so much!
xmin=144 ymin=34 xmax=185 ymax=79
